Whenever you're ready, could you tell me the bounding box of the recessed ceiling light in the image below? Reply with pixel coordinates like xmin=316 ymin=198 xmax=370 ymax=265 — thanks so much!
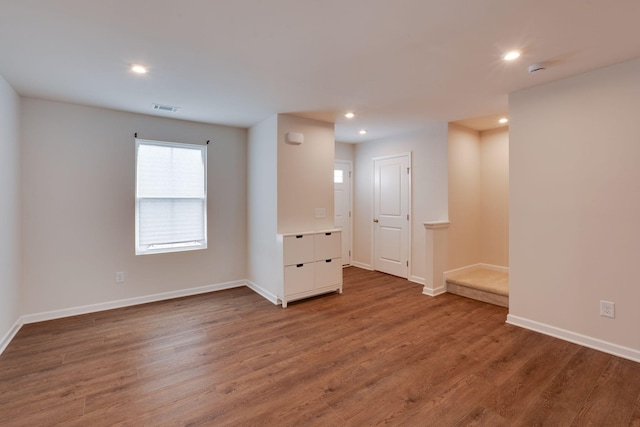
xmin=499 ymin=117 xmax=509 ymax=124
xmin=131 ymin=64 xmax=148 ymax=74
xmin=359 ymin=129 xmax=368 ymax=135
xmin=503 ymin=50 xmax=521 ymax=61
xmin=344 ymin=112 xmax=355 ymax=119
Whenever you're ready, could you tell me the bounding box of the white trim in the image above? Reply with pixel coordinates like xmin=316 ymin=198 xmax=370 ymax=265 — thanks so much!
xmin=443 ymin=263 xmax=482 ymax=277
xmin=335 ymin=159 xmax=353 ymax=266
xmin=422 ymin=286 xmax=447 ymax=297
xmin=0 ymin=317 xmax=23 ymax=355
xmin=22 ymin=280 xmax=246 ymax=325
xmin=424 ymin=221 xmax=450 ymax=230
xmin=407 ymin=153 xmax=412 ymax=281
xmin=351 ymin=261 xmax=374 ymax=271
xmin=443 ymin=263 xmax=509 ymax=281
xmin=409 ymin=275 xmax=425 ymax=285
xmin=443 ymin=263 xmax=509 ymax=277
xmin=245 ymin=280 xmax=279 ymax=305
xmin=135 ymin=139 xmax=208 ymax=256
xmin=478 ymin=263 xmax=509 ymax=273
xmin=506 ymin=314 xmax=640 ymax=363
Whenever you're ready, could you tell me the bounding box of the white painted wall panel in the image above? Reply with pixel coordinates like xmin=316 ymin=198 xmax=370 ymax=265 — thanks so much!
xmin=21 ymin=99 xmax=247 ymax=315
xmin=353 ymin=124 xmax=448 ymax=281
xmin=0 ymin=74 xmax=21 ymax=345
xmin=509 ymin=58 xmax=640 ymax=352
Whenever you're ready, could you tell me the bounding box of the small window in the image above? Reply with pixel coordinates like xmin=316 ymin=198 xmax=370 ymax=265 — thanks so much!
xmin=135 ymin=139 xmax=207 ymax=255
xmin=334 ymin=169 xmax=344 ymax=184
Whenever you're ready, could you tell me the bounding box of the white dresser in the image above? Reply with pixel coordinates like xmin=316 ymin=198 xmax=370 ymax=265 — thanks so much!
xmin=278 ymin=229 xmax=342 ymax=307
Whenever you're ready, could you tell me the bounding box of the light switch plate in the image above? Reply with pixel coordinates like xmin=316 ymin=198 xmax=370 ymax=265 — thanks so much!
xmin=314 ymin=208 xmax=326 ymax=219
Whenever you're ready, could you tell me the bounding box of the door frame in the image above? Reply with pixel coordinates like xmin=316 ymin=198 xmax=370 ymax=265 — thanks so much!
xmin=335 ymin=159 xmax=353 ymax=266
xmin=371 ymin=152 xmax=412 ymax=278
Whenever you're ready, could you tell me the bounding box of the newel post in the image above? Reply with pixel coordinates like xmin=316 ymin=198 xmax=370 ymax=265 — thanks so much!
xmin=423 ymin=221 xmax=450 ymax=296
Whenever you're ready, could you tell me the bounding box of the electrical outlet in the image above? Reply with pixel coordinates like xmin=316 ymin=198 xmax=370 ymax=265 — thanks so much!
xmin=600 ymin=300 xmax=615 ymax=318
xmin=115 ymin=272 xmax=125 ymax=283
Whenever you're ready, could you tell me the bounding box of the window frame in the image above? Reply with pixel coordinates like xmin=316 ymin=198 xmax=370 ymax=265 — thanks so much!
xmin=135 ymin=138 xmax=208 ymax=255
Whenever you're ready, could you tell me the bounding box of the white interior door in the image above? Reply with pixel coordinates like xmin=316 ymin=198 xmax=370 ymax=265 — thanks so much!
xmin=373 ymin=153 xmax=410 ymax=278
xmin=334 ymin=161 xmax=352 ymax=265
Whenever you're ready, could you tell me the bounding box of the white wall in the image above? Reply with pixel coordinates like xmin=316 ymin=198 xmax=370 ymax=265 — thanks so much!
xmin=509 ymin=58 xmax=640 ymax=356
xmin=353 ymin=124 xmax=449 ymax=282
xmin=0 ymin=74 xmax=21 ymax=347
xmin=447 ymin=124 xmax=481 ymax=270
xmin=247 ymin=115 xmax=280 ymax=299
xmin=447 ymin=124 xmax=509 ymax=270
xmin=479 ymin=127 xmax=509 ymax=267
xmin=277 ymin=115 xmax=335 ymax=233
xmin=247 ymin=114 xmax=335 ymax=299
xmin=335 ymin=141 xmax=354 ymax=162
xmin=21 ymin=99 xmax=247 ymax=316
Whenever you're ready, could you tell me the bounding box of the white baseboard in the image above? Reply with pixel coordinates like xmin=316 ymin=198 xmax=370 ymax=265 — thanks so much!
xmin=0 ymin=317 xmax=23 ymax=355
xmin=351 ymin=261 xmax=373 ymax=271
xmin=443 ymin=264 xmax=480 ymax=279
xmin=506 ymin=314 xmax=640 ymax=363
xmin=479 ymin=263 xmax=509 ymax=273
xmin=443 ymin=263 xmax=509 ymax=278
xmin=422 ymin=286 xmax=446 ymax=297
xmin=245 ymin=280 xmax=279 ymax=305
xmin=409 ymin=275 xmax=425 ymax=285
xmin=21 ymin=280 xmax=247 ymax=325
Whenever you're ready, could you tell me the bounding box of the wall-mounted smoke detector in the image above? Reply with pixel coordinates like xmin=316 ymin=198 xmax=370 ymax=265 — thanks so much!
xmin=528 ymin=63 xmax=547 ymax=74
xmin=152 ymin=103 xmax=181 ymax=113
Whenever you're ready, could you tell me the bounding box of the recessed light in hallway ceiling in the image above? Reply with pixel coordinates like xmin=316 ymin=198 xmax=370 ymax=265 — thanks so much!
xmin=130 ymin=64 xmax=148 ymax=74
xmin=503 ymin=50 xmax=521 ymax=61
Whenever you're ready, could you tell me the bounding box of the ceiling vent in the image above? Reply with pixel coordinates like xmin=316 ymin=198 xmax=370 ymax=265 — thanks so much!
xmin=528 ymin=63 xmax=547 ymax=74
xmin=152 ymin=103 xmax=181 ymax=113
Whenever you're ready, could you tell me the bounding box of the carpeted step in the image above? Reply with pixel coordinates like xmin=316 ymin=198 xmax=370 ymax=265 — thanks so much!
xmin=446 ymin=267 xmax=509 ymax=307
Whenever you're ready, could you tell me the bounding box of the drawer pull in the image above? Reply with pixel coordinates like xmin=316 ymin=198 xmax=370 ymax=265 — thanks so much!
xmin=296 ymin=235 xmax=303 ymax=238
xmin=296 ymin=264 xmax=304 ymax=268
xmin=325 ymin=259 xmax=332 ymax=263
xmin=325 ymin=232 xmax=332 ymax=235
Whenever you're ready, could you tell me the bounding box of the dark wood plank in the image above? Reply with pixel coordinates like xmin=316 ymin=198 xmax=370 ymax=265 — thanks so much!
xmin=571 ymin=357 xmax=640 ymax=426
xmin=513 ymin=346 xmax=611 ymax=426
xmin=629 ymin=395 xmax=640 ymax=427
xmin=0 ymin=267 xmax=638 ymax=426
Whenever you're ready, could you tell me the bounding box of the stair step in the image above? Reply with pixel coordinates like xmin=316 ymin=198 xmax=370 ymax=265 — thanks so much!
xmin=446 ymin=267 xmax=509 ymax=307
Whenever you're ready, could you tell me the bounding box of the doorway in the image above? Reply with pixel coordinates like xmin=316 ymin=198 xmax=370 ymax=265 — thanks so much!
xmin=334 ymin=160 xmax=352 ymax=265
xmin=373 ymin=153 xmax=411 ymax=278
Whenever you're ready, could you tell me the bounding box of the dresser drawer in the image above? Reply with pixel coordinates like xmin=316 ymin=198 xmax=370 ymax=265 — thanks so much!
xmin=284 ymin=263 xmax=315 ymax=295
xmin=283 ymin=234 xmax=314 ymax=265
xmin=314 ymin=231 xmax=341 ymax=260
xmin=314 ymin=258 xmax=342 ymax=289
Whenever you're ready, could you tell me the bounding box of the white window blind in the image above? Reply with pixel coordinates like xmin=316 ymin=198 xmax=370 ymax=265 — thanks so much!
xmin=135 ymin=139 xmax=207 ymax=255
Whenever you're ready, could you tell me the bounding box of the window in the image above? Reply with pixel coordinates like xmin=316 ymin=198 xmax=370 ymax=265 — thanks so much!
xmin=135 ymin=139 xmax=207 ymax=255
xmin=334 ymin=169 xmax=344 ymax=183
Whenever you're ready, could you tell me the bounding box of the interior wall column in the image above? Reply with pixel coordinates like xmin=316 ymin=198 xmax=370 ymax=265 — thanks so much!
xmin=423 ymin=221 xmax=450 ymax=296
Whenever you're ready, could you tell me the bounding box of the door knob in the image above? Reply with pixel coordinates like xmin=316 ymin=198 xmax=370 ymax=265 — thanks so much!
xmin=373 ymin=219 xmax=379 ymax=223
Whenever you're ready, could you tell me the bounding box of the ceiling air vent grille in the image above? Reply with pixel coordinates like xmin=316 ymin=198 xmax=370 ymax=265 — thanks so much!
xmin=152 ymin=103 xmax=181 ymax=113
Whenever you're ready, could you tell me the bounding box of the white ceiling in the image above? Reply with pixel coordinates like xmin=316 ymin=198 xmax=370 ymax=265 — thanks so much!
xmin=1 ymin=1 xmax=639 ymax=142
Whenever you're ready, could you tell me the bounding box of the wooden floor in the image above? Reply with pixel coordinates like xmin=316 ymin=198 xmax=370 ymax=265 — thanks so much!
xmin=1 ymin=268 xmax=639 ymax=426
